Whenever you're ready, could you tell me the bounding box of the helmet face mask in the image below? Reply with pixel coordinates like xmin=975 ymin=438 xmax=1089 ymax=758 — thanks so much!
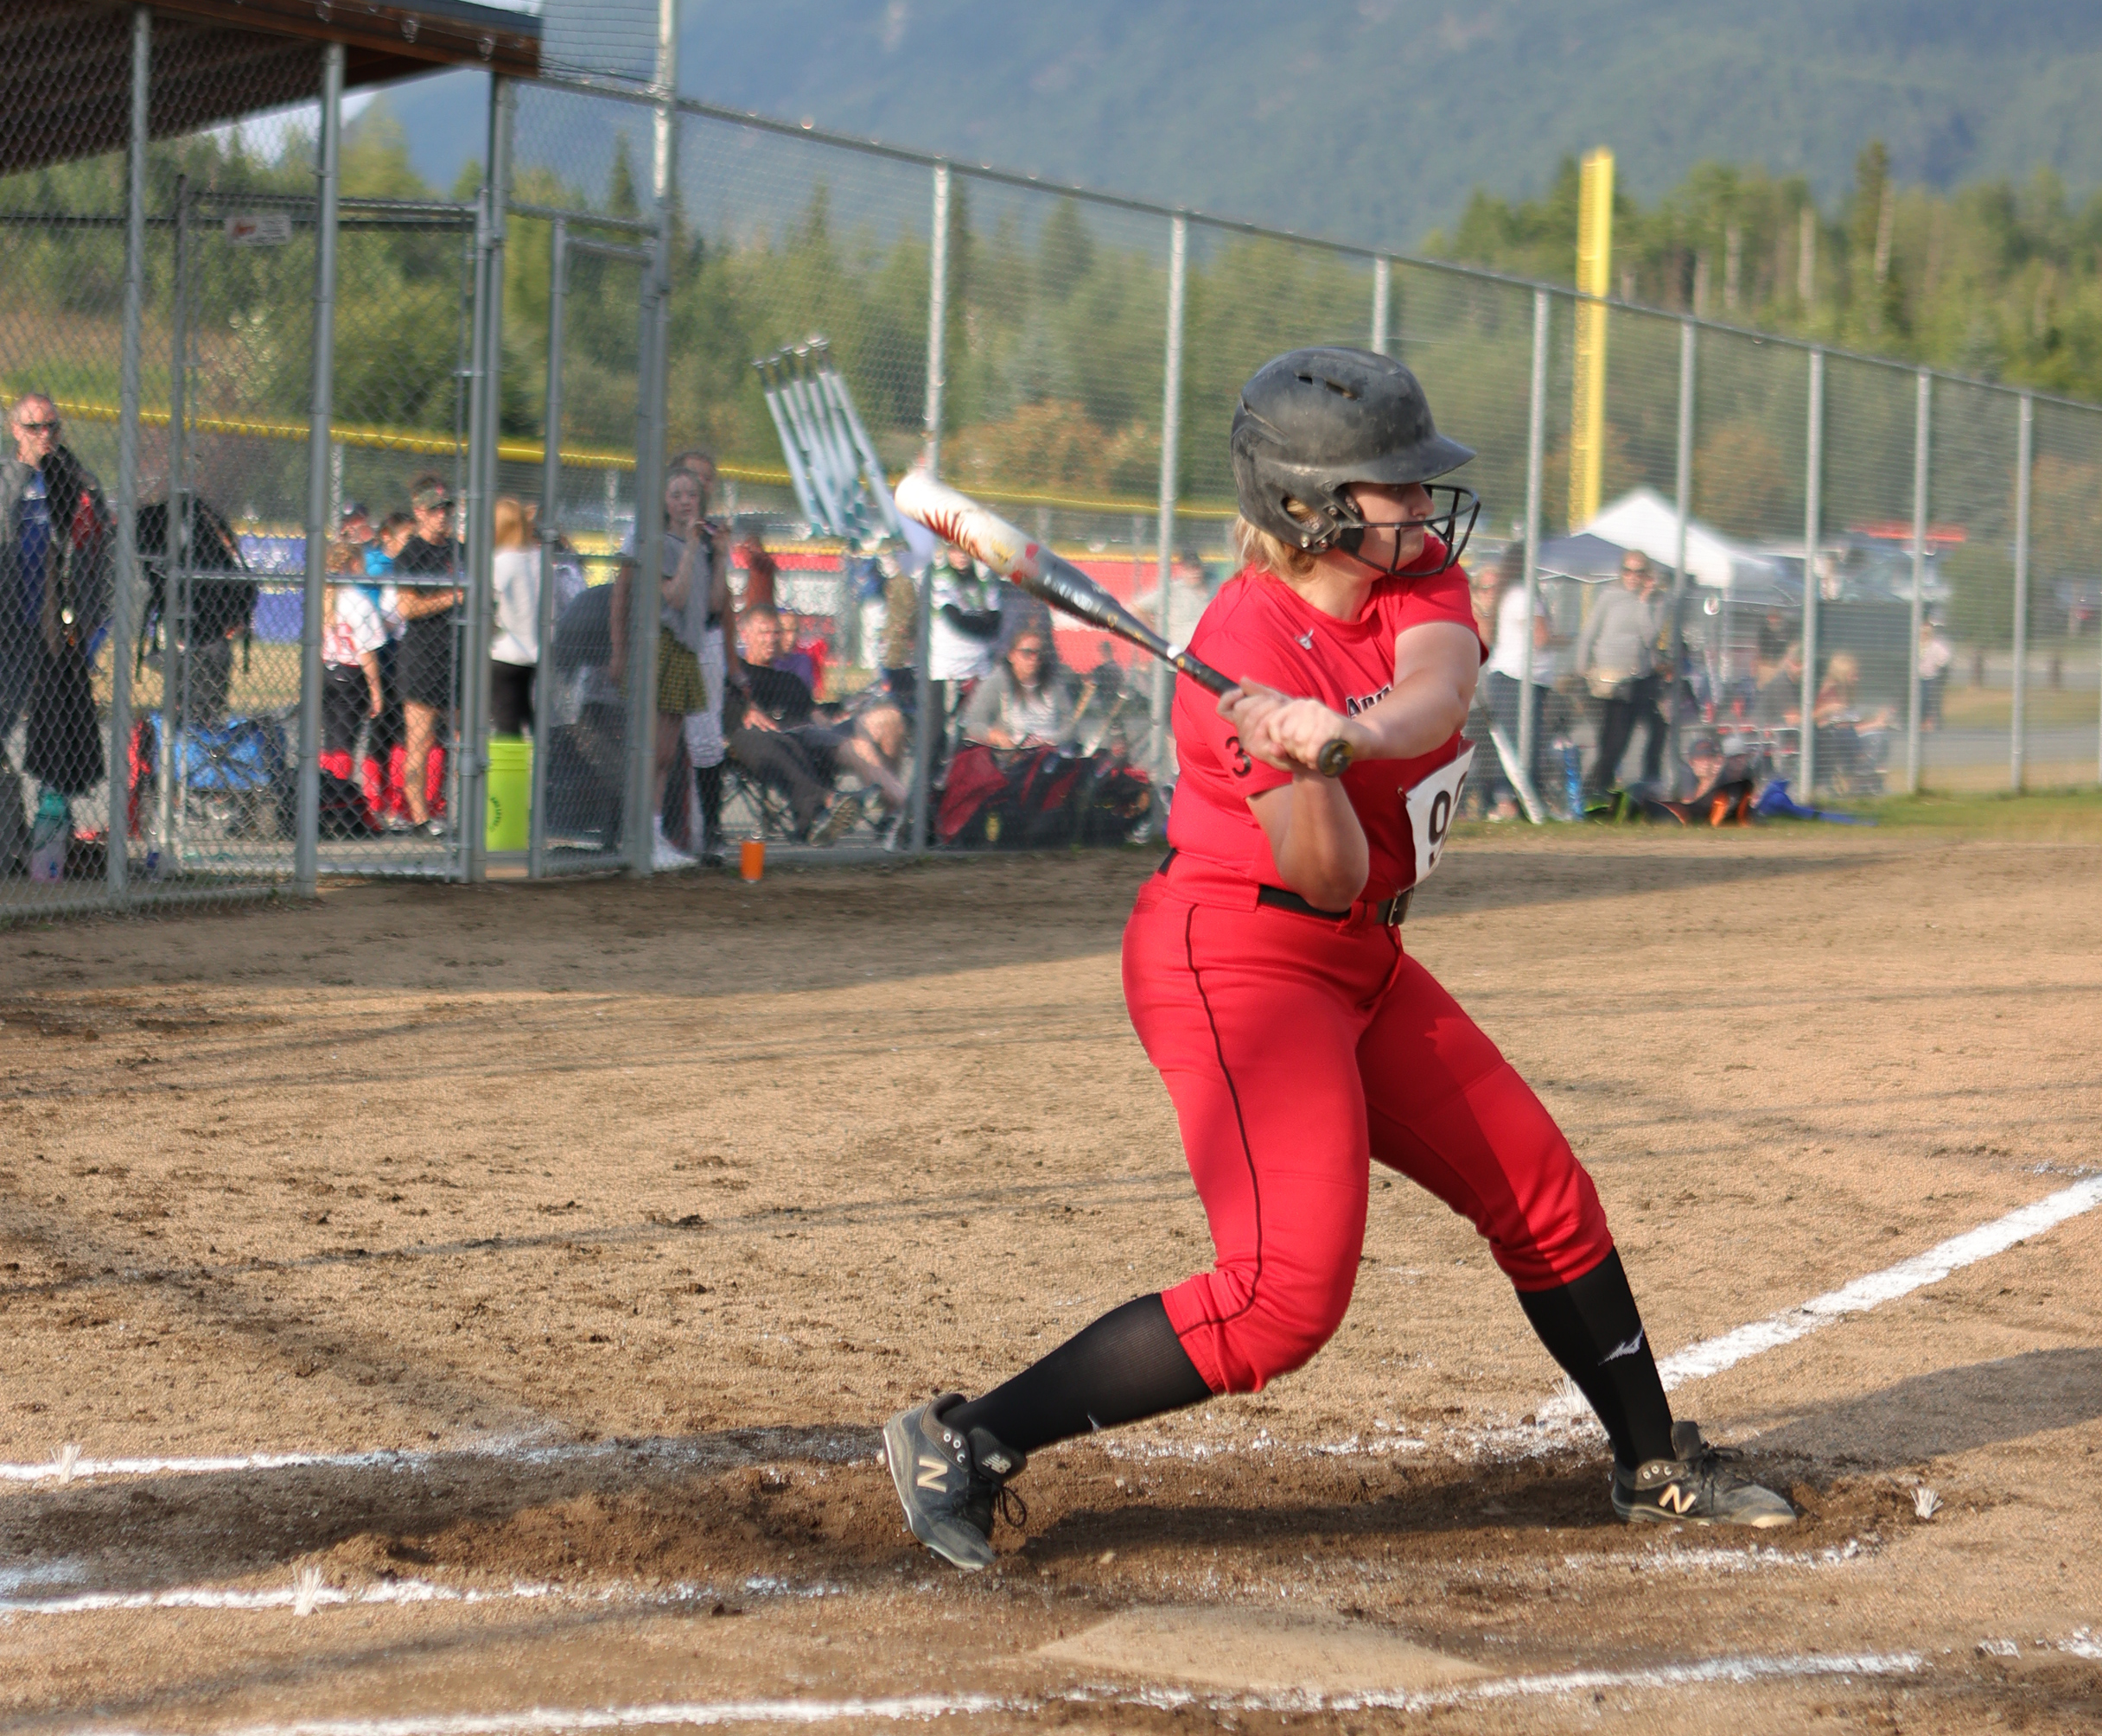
xmin=1233 ymin=347 xmax=1479 ymax=577
xmin=1328 ymin=482 xmax=1481 ymax=579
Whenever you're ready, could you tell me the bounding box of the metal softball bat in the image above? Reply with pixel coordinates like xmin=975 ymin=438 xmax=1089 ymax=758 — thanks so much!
xmin=894 ymin=470 xmax=1354 ymax=778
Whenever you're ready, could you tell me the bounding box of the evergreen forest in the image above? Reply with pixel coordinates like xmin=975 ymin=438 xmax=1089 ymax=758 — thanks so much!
xmin=3 ymin=114 xmax=2098 ymax=644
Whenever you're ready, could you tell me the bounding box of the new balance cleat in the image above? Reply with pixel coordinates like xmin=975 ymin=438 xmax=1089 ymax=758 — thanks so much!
xmin=882 ymin=1393 xmax=1026 ymax=1571
xmin=1612 ymin=1421 xmax=1794 ymax=1529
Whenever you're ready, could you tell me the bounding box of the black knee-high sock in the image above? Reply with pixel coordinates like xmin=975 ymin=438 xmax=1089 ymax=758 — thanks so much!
xmin=1515 ymin=1250 xmax=1675 ymax=1470
xmin=946 ymin=1294 xmax=1213 ymax=1456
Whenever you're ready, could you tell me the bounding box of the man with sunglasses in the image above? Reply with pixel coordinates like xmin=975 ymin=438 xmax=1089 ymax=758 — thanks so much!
xmin=1575 ymin=549 xmax=1670 ymax=803
xmin=1 ymin=393 xmax=111 ymax=862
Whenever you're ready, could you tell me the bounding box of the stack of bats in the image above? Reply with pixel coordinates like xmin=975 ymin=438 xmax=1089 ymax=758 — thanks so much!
xmin=753 ymin=338 xmax=904 ymax=546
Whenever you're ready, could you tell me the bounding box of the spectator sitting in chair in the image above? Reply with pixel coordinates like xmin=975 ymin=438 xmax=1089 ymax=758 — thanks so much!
xmin=1068 ymin=639 xmax=1130 ymax=754
xmin=959 ymin=626 xmax=1080 ymax=751
xmin=1812 ymin=651 xmax=1892 ymax=790
xmin=1755 ymin=641 xmax=1806 ymax=728
xmin=728 ymin=604 xmax=906 ymax=840
xmin=771 ymin=604 xmax=819 ymax=692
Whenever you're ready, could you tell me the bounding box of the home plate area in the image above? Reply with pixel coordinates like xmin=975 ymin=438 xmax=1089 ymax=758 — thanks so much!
xmin=2 ymin=838 xmax=2100 ymax=1733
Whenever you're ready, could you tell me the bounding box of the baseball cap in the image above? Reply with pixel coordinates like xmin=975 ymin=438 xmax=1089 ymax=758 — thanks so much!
xmin=338 ymin=499 xmax=368 ymax=523
xmin=411 ymin=483 xmax=454 ymax=512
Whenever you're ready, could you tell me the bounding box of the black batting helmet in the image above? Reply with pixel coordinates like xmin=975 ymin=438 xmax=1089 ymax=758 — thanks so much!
xmin=1230 ymin=347 xmax=1479 ymax=575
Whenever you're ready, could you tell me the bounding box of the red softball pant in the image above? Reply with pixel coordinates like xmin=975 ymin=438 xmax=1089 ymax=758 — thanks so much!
xmin=1124 ymin=874 xmax=1615 ymax=1396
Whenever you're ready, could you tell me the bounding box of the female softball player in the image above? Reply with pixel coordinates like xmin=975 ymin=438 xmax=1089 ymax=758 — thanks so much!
xmin=885 ymin=348 xmax=1792 ymax=1570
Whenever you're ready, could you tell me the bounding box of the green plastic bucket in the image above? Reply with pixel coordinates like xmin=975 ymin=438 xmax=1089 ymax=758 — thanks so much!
xmin=486 ymin=734 xmax=532 ymax=851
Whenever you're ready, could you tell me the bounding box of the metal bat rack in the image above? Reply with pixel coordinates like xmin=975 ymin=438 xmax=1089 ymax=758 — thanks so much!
xmin=754 ymin=339 xmax=904 ymax=545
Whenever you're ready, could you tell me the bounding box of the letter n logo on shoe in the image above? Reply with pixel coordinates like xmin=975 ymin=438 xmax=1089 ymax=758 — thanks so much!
xmin=1658 ymin=1481 xmax=1697 ymax=1515
xmin=917 ymin=1454 xmax=948 ymax=1490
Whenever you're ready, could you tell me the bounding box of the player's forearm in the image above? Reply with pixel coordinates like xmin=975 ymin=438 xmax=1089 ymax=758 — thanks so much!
xmin=1258 ymin=778 xmax=1370 ymax=910
xmin=1342 ymin=667 xmax=1473 ymax=762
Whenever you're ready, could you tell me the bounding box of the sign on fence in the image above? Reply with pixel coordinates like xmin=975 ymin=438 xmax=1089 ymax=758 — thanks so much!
xmin=224 ymin=211 xmax=293 ymax=246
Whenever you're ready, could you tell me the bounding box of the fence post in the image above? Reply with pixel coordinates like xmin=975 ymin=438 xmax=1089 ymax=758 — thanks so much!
xmin=2011 ymin=391 xmax=2033 ymax=793
xmin=158 ymin=175 xmax=188 ymax=874
xmin=1517 ymin=287 xmax=1548 ymax=806
xmin=296 ymin=41 xmax=345 ymax=897
xmin=530 ymin=219 xmax=568 ymax=880
xmin=1150 ymin=212 xmax=1188 ymax=781
xmin=107 ymin=4 xmax=150 ymax=905
xmin=1371 ymin=254 xmax=1390 ymax=355
xmin=625 ymin=6 xmax=678 ymax=878
xmin=462 ymin=77 xmax=513 ymax=885
xmin=908 ymin=160 xmax=950 ymax=855
xmin=1905 ymin=368 xmax=1931 ymax=794
xmin=624 ymin=275 xmax=662 ymax=875
xmin=1668 ymin=317 xmax=1695 ymax=779
xmin=1800 ymin=348 xmax=1824 ymax=796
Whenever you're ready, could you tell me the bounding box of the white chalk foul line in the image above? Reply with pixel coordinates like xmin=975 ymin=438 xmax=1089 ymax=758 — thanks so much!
xmin=69 ymin=1655 xmax=1927 ymax=1736
xmin=0 ymin=1447 xmax=424 ymax=1486
xmin=1538 ymin=1174 xmax=2102 ymax=1421
xmin=1657 ymin=1174 xmax=2102 ymax=1389
xmin=78 ymin=1701 xmax=1009 ymax=1736
xmin=0 ymin=1576 xmax=553 ymax=1617
xmin=0 ymin=1572 xmax=848 ymax=1619
xmin=1417 ymin=1650 xmax=1923 ymax=1707
xmin=1110 ymin=1649 xmax=1926 ymax=1713
xmin=0 ymin=1429 xmax=876 ymax=1489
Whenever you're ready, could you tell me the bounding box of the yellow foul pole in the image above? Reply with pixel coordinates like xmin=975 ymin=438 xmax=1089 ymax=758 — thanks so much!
xmin=1570 ymin=147 xmax=1614 ymax=530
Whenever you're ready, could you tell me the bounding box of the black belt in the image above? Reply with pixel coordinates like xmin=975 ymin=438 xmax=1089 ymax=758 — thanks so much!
xmin=1156 ymin=849 xmax=1410 ymax=927
xmin=1259 ymin=883 xmax=1411 ymax=926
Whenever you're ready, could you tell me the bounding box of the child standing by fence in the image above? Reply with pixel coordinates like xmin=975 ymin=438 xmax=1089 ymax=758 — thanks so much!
xmin=321 ymin=542 xmax=386 ymax=824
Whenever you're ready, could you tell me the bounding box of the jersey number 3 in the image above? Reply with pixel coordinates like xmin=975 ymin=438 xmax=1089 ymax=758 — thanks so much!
xmin=1226 ymin=734 xmax=1252 ymax=778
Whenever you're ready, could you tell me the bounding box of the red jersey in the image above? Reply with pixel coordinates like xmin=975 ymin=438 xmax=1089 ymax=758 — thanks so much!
xmin=1166 ymin=550 xmax=1484 ymax=902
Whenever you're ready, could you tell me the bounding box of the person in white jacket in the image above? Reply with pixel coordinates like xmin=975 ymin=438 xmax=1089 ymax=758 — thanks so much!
xmin=488 ymin=497 xmax=543 ymax=736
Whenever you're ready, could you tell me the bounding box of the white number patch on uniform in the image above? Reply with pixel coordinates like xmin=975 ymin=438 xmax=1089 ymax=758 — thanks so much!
xmin=1402 ymin=745 xmax=1474 ymax=886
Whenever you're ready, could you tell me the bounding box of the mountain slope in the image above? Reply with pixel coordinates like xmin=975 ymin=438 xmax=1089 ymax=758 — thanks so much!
xmin=381 ymin=0 xmax=2102 ymax=246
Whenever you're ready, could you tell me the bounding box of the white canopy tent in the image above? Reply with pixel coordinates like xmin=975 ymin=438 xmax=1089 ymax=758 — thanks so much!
xmin=1578 ymin=488 xmax=1780 ymax=593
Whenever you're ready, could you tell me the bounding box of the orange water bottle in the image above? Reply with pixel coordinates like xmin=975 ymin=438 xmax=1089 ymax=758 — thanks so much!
xmin=739 ymin=837 xmax=765 ymax=881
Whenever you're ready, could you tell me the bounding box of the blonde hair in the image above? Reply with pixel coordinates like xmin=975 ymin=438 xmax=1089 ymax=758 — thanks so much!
xmin=1825 ymin=651 xmax=1860 ymax=686
xmin=494 ymin=495 xmax=535 ymax=550
xmin=322 ymin=539 xmax=360 ymax=633
xmin=1232 ymin=507 xmax=1322 ymax=580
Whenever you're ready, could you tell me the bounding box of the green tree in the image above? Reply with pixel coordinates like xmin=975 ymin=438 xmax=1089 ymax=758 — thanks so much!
xmin=1942 ymin=540 xmax=2016 ymax=647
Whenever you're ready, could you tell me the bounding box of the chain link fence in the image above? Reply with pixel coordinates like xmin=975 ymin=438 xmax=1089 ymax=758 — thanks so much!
xmin=5 ymin=1 xmax=2100 ymax=924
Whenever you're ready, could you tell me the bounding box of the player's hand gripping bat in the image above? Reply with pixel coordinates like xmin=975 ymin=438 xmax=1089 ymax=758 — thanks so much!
xmin=894 ymin=471 xmax=1354 ymax=778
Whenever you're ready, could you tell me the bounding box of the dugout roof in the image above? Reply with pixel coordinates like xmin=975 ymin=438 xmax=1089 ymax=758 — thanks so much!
xmin=2 ymin=0 xmax=541 ymax=177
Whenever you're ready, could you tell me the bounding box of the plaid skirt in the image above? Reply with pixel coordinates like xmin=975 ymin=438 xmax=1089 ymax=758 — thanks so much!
xmin=655 ymin=626 xmax=710 ymax=715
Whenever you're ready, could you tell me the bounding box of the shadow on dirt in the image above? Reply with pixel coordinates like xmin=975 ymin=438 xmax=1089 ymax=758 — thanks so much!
xmin=1748 ymin=1347 xmax=2102 ymax=1470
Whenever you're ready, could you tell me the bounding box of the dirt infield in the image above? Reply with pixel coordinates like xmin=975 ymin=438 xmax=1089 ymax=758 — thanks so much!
xmin=2 ymin=821 xmax=2099 ymax=1733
